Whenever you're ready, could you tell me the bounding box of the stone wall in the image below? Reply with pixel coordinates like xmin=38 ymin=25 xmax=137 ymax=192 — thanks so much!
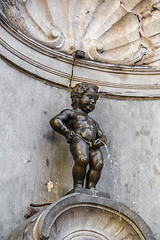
xmin=0 ymin=58 xmax=73 ymax=239
xmin=0 ymin=57 xmax=160 ymax=239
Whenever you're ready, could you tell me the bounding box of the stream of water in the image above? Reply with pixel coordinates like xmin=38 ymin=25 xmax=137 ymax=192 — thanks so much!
xmin=101 ymin=140 xmax=111 ymax=159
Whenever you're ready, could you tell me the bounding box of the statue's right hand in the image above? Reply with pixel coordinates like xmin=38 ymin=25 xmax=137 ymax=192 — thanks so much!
xmin=65 ymin=130 xmax=76 ymax=143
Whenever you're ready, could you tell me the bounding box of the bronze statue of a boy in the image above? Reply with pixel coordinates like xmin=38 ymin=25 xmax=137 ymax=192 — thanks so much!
xmin=50 ymin=82 xmax=106 ymax=191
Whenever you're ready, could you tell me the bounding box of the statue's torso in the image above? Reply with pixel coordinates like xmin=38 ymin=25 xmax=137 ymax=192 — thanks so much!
xmin=68 ymin=111 xmax=97 ymax=142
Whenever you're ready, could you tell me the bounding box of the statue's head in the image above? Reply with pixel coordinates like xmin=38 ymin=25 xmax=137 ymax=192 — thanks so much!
xmin=71 ymin=82 xmax=99 ymax=112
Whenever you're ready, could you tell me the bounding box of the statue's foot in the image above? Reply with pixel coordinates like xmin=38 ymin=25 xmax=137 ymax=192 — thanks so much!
xmin=74 ymin=184 xmax=83 ymax=192
xmin=89 ymin=187 xmax=97 ymax=195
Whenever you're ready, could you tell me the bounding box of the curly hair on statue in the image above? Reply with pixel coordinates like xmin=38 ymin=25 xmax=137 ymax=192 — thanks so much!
xmin=71 ymin=82 xmax=99 ymax=108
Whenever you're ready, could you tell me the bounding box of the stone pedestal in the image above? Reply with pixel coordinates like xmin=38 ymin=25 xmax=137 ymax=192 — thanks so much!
xmin=8 ymin=190 xmax=155 ymax=240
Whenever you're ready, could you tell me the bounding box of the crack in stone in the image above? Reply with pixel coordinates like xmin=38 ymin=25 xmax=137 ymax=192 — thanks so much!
xmin=152 ymin=2 xmax=160 ymax=11
xmin=120 ymin=0 xmax=145 ymax=38
xmin=69 ymin=58 xmax=75 ymax=89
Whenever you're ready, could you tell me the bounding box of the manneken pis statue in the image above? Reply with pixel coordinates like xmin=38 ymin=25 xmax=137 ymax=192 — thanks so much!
xmin=50 ymin=82 xmax=106 ymax=191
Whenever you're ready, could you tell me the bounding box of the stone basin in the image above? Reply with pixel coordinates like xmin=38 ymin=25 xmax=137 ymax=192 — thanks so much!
xmin=8 ymin=190 xmax=155 ymax=240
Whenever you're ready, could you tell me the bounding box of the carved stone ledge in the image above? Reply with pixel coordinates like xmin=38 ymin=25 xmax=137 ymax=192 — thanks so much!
xmin=1 ymin=0 xmax=160 ymax=66
xmin=8 ymin=191 xmax=155 ymax=240
xmin=1 ymin=14 xmax=160 ymax=98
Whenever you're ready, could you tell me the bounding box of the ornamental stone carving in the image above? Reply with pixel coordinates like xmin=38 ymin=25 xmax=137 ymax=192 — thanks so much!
xmin=1 ymin=0 xmax=160 ymax=66
xmin=8 ymin=192 xmax=156 ymax=240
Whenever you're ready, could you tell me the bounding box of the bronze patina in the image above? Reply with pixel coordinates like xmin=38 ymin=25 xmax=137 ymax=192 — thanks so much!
xmin=50 ymin=82 xmax=106 ymax=191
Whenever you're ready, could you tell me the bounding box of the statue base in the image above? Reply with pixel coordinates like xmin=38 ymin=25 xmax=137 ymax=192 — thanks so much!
xmin=8 ymin=189 xmax=155 ymax=240
xmin=66 ymin=187 xmax=110 ymax=199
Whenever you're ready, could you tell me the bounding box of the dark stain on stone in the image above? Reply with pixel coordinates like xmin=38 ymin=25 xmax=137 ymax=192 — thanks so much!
xmin=135 ymin=131 xmax=140 ymax=136
xmin=153 ymin=164 xmax=160 ymax=176
xmin=141 ymin=130 xmax=150 ymax=136
xmin=135 ymin=130 xmax=150 ymax=136
xmin=46 ymin=159 xmax=49 ymax=167
xmin=43 ymin=131 xmax=60 ymax=143
xmin=43 ymin=111 xmax=48 ymax=115
xmin=124 ymin=183 xmax=130 ymax=194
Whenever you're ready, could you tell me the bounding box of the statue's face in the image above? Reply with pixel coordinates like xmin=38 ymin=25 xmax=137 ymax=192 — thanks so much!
xmin=79 ymin=88 xmax=98 ymax=113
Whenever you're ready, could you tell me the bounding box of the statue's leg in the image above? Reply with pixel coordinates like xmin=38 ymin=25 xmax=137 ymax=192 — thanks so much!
xmin=86 ymin=149 xmax=103 ymax=189
xmin=70 ymin=138 xmax=89 ymax=189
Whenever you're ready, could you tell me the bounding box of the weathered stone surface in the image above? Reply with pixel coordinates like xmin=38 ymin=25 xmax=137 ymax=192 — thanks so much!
xmin=1 ymin=0 xmax=160 ymax=66
xmin=8 ymin=191 xmax=156 ymax=240
xmin=0 ymin=58 xmax=73 ymax=239
xmin=0 ymin=58 xmax=160 ymax=239
xmin=1 ymin=15 xmax=160 ymax=98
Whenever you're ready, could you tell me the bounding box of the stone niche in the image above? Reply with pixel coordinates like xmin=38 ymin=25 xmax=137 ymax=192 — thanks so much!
xmin=0 ymin=1 xmax=160 ymax=240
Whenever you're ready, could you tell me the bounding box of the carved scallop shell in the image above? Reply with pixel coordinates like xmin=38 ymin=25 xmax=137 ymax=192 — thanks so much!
xmin=9 ymin=193 xmax=155 ymax=239
xmin=1 ymin=0 xmax=160 ymax=66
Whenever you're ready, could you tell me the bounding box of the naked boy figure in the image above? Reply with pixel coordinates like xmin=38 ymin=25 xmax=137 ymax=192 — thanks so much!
xmin=50 ymin=82 xmax=106 ymax=191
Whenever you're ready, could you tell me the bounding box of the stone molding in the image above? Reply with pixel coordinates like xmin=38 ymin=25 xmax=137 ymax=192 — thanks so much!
xmin=1 ymin=13 xmax=160 ymax=98
xmin=1 ymin=0 xmax=160 ymax=66
xmin=8 ymin=192 xmax=156 ymax=240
